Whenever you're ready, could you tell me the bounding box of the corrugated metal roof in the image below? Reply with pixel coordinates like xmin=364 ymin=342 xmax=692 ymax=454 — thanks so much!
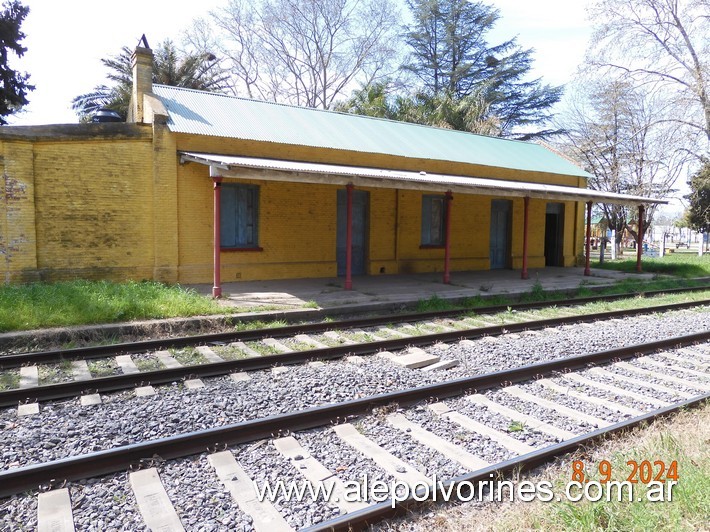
xmin=154 ymin=85 xmax=592 ymax=179
xmin=180 ymin=152 xmax=667 ymax=205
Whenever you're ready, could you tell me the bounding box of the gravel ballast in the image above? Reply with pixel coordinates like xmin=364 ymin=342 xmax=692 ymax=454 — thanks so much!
xmin=1 ymin=306 xmax=708 ymax=529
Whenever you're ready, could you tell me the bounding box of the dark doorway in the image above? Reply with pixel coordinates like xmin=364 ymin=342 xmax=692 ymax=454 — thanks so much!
xmin=544 ymin=203 xmax=565 ymax=266
xmin=336 ymin=189 xmax=369 ymax=276
xmin=490 ymin=200 xmax=512 ymax=269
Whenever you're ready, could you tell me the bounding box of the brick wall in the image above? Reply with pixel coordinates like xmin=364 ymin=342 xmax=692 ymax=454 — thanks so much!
xmin=1 ymin=125 xmax=588 ymax=285
xmin=0 ymin=141 xmax=38 ymax=282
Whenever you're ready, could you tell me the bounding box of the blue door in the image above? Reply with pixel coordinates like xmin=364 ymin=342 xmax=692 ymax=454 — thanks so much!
xmin=337 ymin=190 xmax=369 ymax=276
xmin=490 ymin=200 xmax=511 ymax=269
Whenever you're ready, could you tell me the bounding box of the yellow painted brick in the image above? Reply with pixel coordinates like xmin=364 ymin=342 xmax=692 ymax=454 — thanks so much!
xmin=32 ymin=139 xmax=154 ymax=281
xmin=1 ymin=125 xmax=591 ymax=285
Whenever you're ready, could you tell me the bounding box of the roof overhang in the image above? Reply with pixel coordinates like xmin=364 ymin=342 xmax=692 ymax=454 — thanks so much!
xmin=179 ymin=152 xmax=667 ymax=206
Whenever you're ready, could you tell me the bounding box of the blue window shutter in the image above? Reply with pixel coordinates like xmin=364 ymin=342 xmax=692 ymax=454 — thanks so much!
xmin=421 ymin=196 xmax=432 ymax=244
xmin=422 ymin=195 xmax=447 ymax=245
xmin=221 ymin=184 xmax=260 ymax=248
xmin=220 ymin=185 xmax=237 ymax=247
xmin=431 ymin=197 xmax=443 ymax=244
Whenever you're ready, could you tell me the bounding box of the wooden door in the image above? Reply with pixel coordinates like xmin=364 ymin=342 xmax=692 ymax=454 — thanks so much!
xmin=490 ymin=200 xmax=511 ymax=269
xmin=336 ymin=190 xmax=369 ymax=276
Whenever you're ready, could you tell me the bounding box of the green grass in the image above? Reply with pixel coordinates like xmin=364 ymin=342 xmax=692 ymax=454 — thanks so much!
xmin=416 ymin=294 xmax=456 ymax=312
xmin=169 ymin=347 xmax=206 ymax=366
xmin=591 ymin=254 xmax=710 ymax=278
xmin=575 ymin=277 xmax=708 ymax=298
xmin=232 ymin=319 xmax=289 ymax=331
xmin=87 ymin=359 xmax=118 ymax=378
xmin=513 ymin=405 xmax=710 ymax=531
xmin=0 ymin=371 xmax=19 ymax=391
xmin=133 ymin=355 xmax=164 ymax=372
xmin=415 ymin=403 xmax=710 ymax=532
xmin=415 ymin=275 xmax=710 ymax=316
xmin=0 ymin=280 xmax=225 ymax=332
xmin=507 ymin=420 xmax=526 ymax=433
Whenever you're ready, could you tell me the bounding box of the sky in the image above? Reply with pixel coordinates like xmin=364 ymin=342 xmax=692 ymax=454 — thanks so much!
xmin=10 ymin=0 xmax=593 ymax=126
xmin=4 ymin=1 xmax=687 ymax=211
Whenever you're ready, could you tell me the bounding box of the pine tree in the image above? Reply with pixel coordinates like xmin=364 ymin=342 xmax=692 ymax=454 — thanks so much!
xmin=402 ymin=0 xmax=562 ymax=139
xmin=0 ymin=0 xmax=33 ymax=125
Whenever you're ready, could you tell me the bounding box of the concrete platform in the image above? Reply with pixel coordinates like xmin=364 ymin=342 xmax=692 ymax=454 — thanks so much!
xmin=193 ymin=267 xmax=657 ymax=313
xmin=0 ymin=267 xmax=666 ymax=351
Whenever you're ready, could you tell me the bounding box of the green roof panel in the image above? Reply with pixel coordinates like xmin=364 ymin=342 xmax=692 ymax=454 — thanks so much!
xmin=153 ymin=85 xmax=592 ymax=179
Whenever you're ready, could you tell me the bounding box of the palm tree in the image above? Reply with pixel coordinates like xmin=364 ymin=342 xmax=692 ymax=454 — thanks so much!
xmin=72 ymin=39 xmax=230 ymax=121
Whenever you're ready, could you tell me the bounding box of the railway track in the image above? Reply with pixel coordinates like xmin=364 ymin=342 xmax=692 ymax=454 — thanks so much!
xmin=2 ymin=333 xmax=708 ymax=530
xmin=1 ymin=289 xmax=709 ymax=410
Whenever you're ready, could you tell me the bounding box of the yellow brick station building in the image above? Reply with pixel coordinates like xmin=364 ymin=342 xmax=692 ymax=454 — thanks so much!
xmin=0 ymin=45 xmax=663 ymax=292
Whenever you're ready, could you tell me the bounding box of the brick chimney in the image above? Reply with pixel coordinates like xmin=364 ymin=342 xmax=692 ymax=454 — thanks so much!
xmin=130 ymin=36 xmax=153 ymax=123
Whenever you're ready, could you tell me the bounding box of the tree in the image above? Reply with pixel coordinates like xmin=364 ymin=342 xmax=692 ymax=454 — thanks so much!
xmin=200 ymin=0 xmax=401 ymax=109
xmin=334 ymin=81 xmax=398 ymax=119
xmin=336 ymin=81 xmax=501 ymax=135
xmin=0 ymin=0 xmax=32 ymax=124
xmin=72 ymin=39 xmax=229 ymax=121
xmin=587 ymin=0 xmax=710 ymax=151
xmin=559 ymin=79 xmax=690 ymax=253
xmin=401 ymin=0 xmax=563 ymax=139
xmin=686 ymin=159 xmax=710 ymax=233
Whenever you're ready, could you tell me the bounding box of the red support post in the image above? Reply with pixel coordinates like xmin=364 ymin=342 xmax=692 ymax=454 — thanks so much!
xmin=443 ymin=191 xmax=453 ymax=284
xmin=212 ymin=177 xmax=223 ymax=298
xmin=584 ymin=201 xmax=592 ymax=276
xmin=521 ymin=196 xmax=530 ymax=280
xmin=344 ymin=183 xmax=353 ymax=290
xmin=636 ymin=204 xmax=645 ymax=273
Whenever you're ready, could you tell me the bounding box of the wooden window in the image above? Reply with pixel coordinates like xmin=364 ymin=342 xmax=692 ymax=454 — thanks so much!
xmin=221 ymin=184 xmax=260 ymax=249
xmin=421 ymin=194 xmax=446 ymax=246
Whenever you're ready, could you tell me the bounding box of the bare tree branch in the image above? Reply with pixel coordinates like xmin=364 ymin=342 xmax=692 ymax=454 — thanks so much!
xmin=206 ymin=0 xmax=401 ymax=109
xmin=586 ymin=0 xmax=710 ymax=149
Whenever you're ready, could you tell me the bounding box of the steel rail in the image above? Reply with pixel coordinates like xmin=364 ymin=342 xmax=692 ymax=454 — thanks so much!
xmin=0 ymin=331 xmax=707 ymax=499
xmin=2 ymin=285 xmax=709 ymax=369
xmin=305 ymin=393 xmax=710 ymax=532
xmin=0 ymin=301 xmax=710 ymax=407
xmin=1 ymin=300 xmax=708 ymax=407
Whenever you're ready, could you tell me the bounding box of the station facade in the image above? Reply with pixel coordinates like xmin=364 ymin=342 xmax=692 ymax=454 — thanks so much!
xmin=0 ymin=45 xmax=663 ymax=291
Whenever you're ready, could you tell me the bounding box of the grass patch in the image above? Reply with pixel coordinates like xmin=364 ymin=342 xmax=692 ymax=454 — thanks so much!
xmin=133 ymin=355 xmax=164 ymax=373
xmin=398 ymin=402 xmax=709 ymax=532
xmin=38 ymin=362 xmax=74 ymax=385
xmin=575 ymin=277 xmax=708 ymax=299
xmin=0 ymin=280 xmax=226 ymax=332
xmin=417 ymin=295 xmax=455 ymax=312
xmin=244 ymin=341 xmax=281 ymax=356
xmin=591 ymin=254 xmax=710 ymax=278
xmin=233 ymin=319 xmax=289 ymax=331
xmin=499 ymin=404 xmax=710 ymax=531
xmin=0 ymin=370 xmax=19 ymax=391
xmin=169 ymin=347 xmax=206 ymax=366
xmin=507 ymin=420 xmax=526 ymax=433
xmin=87 ymin=359 xmax=119 ymax=378
xmin=212 ymin=346 xmax=251 ymax=361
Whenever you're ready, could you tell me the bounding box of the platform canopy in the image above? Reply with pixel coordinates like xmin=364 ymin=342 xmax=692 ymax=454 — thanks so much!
xmin=180 ymin=152 xmax=668 ymax=206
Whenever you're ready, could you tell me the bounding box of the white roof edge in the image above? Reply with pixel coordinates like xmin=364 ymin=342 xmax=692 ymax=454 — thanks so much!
xmin=179 ymin=152 xmax=667 ymax=206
